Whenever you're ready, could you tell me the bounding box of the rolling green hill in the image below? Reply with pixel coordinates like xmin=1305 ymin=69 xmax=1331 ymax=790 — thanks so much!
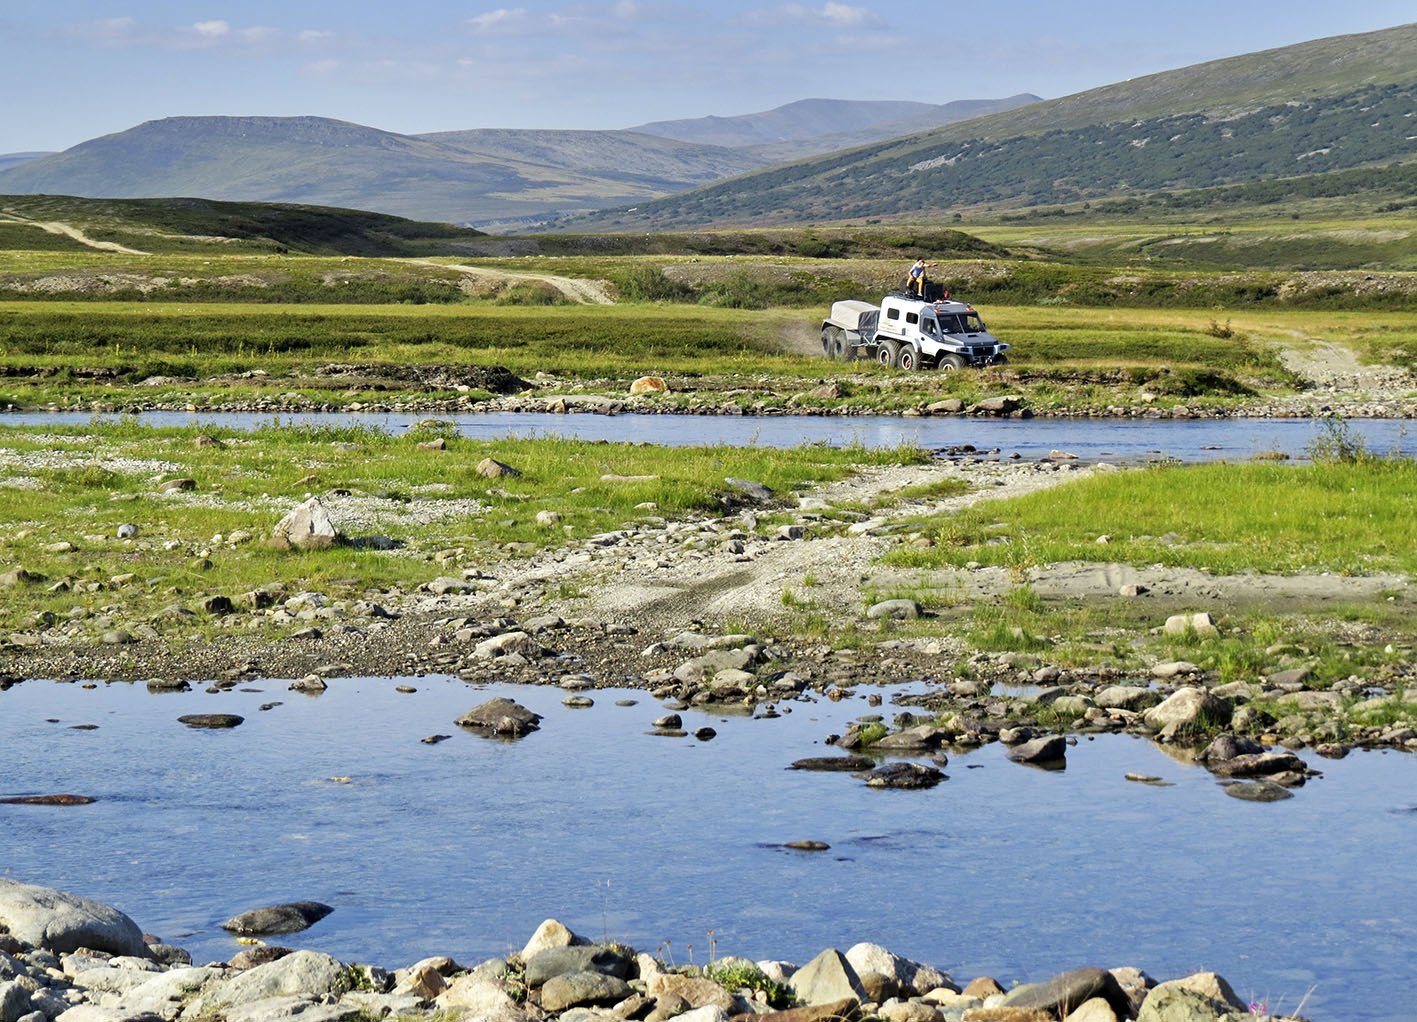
xmin=558 ymin=23 xmax=1417 ymax=230
xmin=0 ymin=194 xmax=487 ymax=256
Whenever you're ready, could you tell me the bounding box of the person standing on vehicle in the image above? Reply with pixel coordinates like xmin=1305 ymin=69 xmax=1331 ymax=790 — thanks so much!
xmin=907 ymin=258 xmax=936 ymax=297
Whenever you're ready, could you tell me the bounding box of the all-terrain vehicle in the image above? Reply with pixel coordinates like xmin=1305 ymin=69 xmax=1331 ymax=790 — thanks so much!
xmin=819 ymin=286 xmax=1009 ymax=370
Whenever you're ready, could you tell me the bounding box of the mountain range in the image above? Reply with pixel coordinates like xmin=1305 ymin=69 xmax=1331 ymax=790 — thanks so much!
xmin=0 ymin=96 xmax=1037 ymax=229
xmin=559 ymin=21 xmax=1417 ymax=231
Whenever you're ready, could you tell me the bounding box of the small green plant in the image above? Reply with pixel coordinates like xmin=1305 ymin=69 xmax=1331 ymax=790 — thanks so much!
xmin=704 ymin=959 xmax=794 ymax=1009
xmin=1003 ymin=583 xmax=1044 ymax=613
xmin=855 ymin=721 xmax=888 ymax=745
xmin=1307 ymin=416 xmax=1373 ymax=464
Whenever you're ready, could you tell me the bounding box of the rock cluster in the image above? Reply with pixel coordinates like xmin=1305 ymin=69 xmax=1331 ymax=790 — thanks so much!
xmin=0 ymin=879 xmax=1303 ymax=1022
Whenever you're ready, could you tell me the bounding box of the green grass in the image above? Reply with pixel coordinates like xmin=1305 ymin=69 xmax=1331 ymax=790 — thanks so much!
xmin=886 ymin=459 xmax=1417 ymax=576
xmin=0 ymin=423 xmax=924 ymax=639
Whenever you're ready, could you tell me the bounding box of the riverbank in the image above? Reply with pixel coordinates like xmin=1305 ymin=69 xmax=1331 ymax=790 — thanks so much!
xmin=1 ymin=435 xmax=1413 ymax=762
xmin=0 ymin=877 xmax=1308 ymax=1022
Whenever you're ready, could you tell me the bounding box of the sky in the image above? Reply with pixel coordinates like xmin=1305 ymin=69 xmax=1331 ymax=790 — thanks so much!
xmin=3 ymin=1 xmax=1415 ymax=153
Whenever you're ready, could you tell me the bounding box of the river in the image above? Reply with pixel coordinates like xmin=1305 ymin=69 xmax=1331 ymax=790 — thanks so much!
xmin=2 ymin=676 xmax=1414 ymax=1021
xmin=2 ymin=410 xmax=1411 ymax=463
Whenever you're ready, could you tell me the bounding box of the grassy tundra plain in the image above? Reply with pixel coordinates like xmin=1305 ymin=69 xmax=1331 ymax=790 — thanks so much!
xmin=0 ymin=196 xmax=1414 ymax=752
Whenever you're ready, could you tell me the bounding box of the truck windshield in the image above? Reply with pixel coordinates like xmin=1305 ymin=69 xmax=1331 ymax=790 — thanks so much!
xmin=939 ymin=313 xmax=986 ymax=335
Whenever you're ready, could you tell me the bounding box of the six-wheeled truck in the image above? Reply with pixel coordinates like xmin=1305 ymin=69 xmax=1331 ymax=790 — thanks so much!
xmin=819 ymin=289 xmax=1009 ymax=370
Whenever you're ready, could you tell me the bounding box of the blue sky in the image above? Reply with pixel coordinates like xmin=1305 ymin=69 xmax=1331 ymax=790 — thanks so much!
xmin=3 ymin=1 xmax=1414 ymax=152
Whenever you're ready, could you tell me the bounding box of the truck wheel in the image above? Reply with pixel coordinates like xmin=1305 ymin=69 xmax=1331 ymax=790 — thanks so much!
xmin=939 ymin=354 xmax=967 ymax=372
xmin=830 ymin=328 xmax=848 ymax=361
xmin=992 ymin=354 xmax=1009 ymax=365
xmin=898 ymin=345 xmax=922 ymax=371
xmin=820 ymin=327 xmax=834 ymax=356
xmin=877 ymin=340 xmax=901 ymax=369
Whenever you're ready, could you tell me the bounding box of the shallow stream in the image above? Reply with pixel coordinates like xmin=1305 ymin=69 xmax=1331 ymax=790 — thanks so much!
xmin=3 ymin=410 xmax=1412 ymax=463
xmin=3 ymin=677 xmax=1415 ymax=1021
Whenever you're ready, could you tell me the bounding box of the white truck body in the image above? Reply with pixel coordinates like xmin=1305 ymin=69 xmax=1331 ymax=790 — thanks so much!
xmin=820 ymin=294 xmax=1009 ymax=370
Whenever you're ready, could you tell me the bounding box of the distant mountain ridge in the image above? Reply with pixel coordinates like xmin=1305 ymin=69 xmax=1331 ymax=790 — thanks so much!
xmin=0 ymin=152 xmax=55 ymax=173
xmin=0 ymin=96 xmax=1041 ymax=227
xmin=559 ymin=21 xmax=1417 ymax=231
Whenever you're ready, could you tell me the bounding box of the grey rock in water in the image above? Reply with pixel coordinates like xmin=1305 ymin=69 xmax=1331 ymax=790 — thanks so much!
xmin=1143 ymin=687 xmax=1231 ymax=737
xmin=269 ymin=497 xmax=341 ymax=551
xmin=1006 ymin=735 xmax=1067 ymax=767
xmin=0 ymin=878 xmax=147 ymax=956
xmin=854 ymin=762 xmax=946 ymax=789
xmin=177 ymin=714 xmax=244 ymax=729
xmin=1207 ymin=752 xmax=1305 ymax=779
xmin=872 ymin=725 xmax=948 ymax=751
xmin=222 ymin=901 xmax=334 ymax=936
xmin=1220 ymin=780 xmax=1294 ymax=802
xmin=455 ymin=698 xmax=542 ymax=738
xmin=789 ymin=756 xmax=876 ymax=771
xmin=146 ymin=678 xmax=190 ymax=693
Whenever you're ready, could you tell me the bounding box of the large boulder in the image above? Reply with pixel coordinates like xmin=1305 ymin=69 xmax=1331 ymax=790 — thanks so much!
xmin=222 ymin=901 xmax=333 ymax=936
xmin=0 ymin=879 xmax=147 ymax=957
xmin=1136 ymin=985 xmax=1249 ymax=1022
xmin=1149 ymin=972 xmax=1247 ymax=1012
xmin=539 ymin=971 xmax=633 ymax=1012
xmin=1143 ymin=688 xmax=1231 ymax=738
xmin=520 ymin=919 xmax=588 ymax=959
xmin=270 ymin=497 xmax=341 ymax=551
xmin=789 ymin=949 xmax=866 ymax=1006
xmin=999 ymin=967 xmax=1133 ymax=1019
xmin=844 ymin=943 xmax=954 ymax=999
xmin=455 ymin=698 xmax=542 ymax=738
xmin=1006 ymin=735 xmax=1067 ymax=767
xmin=647 ymin=973 xmax=738 ymax=1011
xmin=438 ymin=974 xmax=525 ymax=1016
xmin=201 ymin=949 xmax=345 ymax=1008
xmin=524 ymin=945 xmax=629 ymax=987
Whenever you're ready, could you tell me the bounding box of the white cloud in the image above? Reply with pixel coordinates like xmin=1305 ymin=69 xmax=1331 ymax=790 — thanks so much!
xmin=298 ymin=29 xmax=334 ymax=42
xmin=466 ymin=8 xmax=532 ymax=33
xmin=65 ymin=16 xmax=138 ymax=44
xmin=192 ymin=20 xmax=230 ymax=38
xmin=751 ymin=2 xmax=883 ymax=29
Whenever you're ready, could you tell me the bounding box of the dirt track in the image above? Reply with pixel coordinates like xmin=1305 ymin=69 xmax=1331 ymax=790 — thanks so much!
xmin=402 ymin=258 xmax=615 ymax=304
xmin=0 ymin=213 xmax=150 ymax=255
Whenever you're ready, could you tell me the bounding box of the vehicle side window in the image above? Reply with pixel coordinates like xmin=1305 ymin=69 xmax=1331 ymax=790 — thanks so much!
xmin=886 ymin=308 xmax=900 ymax=321
xmin=906 ymin=312 xmax=918 ymax=325
xmin=921 ymin=317 xmax=938 ymax=336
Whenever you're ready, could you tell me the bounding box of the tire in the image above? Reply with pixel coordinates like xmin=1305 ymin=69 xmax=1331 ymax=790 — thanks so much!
xmin=830 ymin=327 xmax=848 ymax=361
xmin=939 ymin=354 xmax=967 ymax=372
xmin=820 ymin=327 xmax=834 ymax=356
xmin=877 ymin=340 xmax=901 ymax=368
xmin=897 ymin=345 xmax=922 ymax=371
xmin=992 ymin=354 xmax=1009 ymax=365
